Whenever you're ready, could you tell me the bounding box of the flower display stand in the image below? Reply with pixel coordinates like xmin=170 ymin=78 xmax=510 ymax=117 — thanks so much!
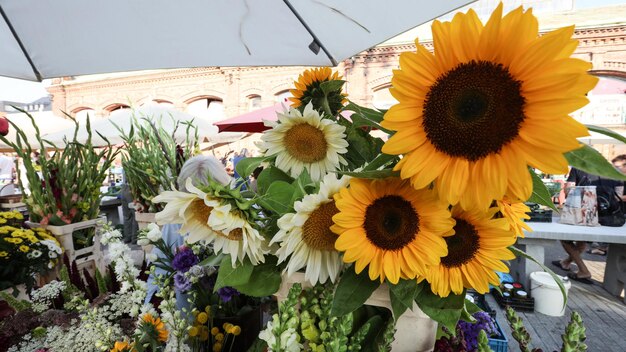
xmin=275 ymin=272 xmax=437 ymax=352
xmin=135 ymin=212 xmax=157 ymax=230
xmin=27 ymin=218 xmax=106 ymax=275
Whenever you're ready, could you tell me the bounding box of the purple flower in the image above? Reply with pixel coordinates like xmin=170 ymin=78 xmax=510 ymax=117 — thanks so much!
xmin=457 ymin=311 xmax=496 ymax=351
xmin=174 ymin=272 xmax=191 ymax=292
xmin=217 ymin=286 xmax=240 ymax=303
xmin=171 ymin=247 xmax=199 ymax=273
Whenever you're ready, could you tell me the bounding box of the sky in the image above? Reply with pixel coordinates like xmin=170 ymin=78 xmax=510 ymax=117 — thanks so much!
xmin=0 ymin=0 xmax=624 ymax=104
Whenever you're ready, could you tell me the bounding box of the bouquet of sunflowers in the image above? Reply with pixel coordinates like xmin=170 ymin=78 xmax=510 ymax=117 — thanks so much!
xmin=0 ymin=211 xmax=62 ymax=293
xmin=153 ymin=3 xmax=626 ymax=350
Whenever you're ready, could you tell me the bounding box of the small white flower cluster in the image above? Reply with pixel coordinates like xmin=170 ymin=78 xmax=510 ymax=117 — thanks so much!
xmin=259 ymin=318 xmax=304 ymax=352
xmin=30 ymin=280 xmax=66 ymax=313
xmin=100 ymin=228 xmax=123 ymax=245
xmin=137 ymin=222 xmax=162 ymax=246
xmin=107 ymin=289 xmax=146 ymax=318
xmin=9 ymin=315 xmax=122 ymax=352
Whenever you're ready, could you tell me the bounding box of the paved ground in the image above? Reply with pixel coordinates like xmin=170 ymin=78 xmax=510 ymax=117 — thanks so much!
xmin=488 ymin=240 xmax=626 ymax=352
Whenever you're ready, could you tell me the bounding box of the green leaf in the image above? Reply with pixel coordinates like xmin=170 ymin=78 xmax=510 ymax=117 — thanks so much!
xmin=232 ymin=257 xmax=282 ymax=297
xmin=565 ymin=144 xmax=626 ymax=181
xmin=586 ymin=124 xmax=626 ymax=144
xmin=214 ymin=256 xmax=254 ymax=292
xmin=338 ymin=169 xmax=399 ymax=179
xmin=389 ymin=279 xmax=424 ymax=319
xmin=198 ymin=253 xmax=225 ymax=267
xmin=257 ymin=166 xmax=294 ymax=195
xmin=415 ymin=286 xmax=465 ymax=332
xmin=508 ymin=245 xmax=568 ymax=310
xmin=363 ymin=153 xmax=396 ymax=172
xmin=257 ymin=181 xmax=295 ymax=215
xmin=235 ymin=156 xmax=272 ymax=180
xmin=331 ymin=268 xmax=381 ymax=317
xmin=319 ymin=80 xmax=346 ymax=96
xmin=465 ymin=299 xmax=482 ymax=315
xmin=344 ymin=102 xmax=386 ymax=124
xmin=360 ymin=315 xmax=386 ymax=352
xmin=528 ymin=169 xmax=558 ymax=211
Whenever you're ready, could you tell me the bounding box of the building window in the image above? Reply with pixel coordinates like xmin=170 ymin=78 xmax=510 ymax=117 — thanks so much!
xmin=274 ymin=90 xmax=292 ymax=104
xmin=248 ymin=95 xmax=262 ymax=111
xmin=104 ymin=103 xmax=130 ymax=113
xmin=185 ymin=97 xmax=225 ymax=123
xmin=73 ymin=108 xmax=95 ymax=123
xmin=372 ymin=86 xmax=397 ymax=110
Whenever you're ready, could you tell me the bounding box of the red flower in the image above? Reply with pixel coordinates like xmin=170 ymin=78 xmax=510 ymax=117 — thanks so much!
xmin=0 ymin=117 xmax=8 ymax=136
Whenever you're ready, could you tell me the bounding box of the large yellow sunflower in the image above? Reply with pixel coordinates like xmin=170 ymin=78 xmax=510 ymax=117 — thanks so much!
xmin=332 ymin=177 xmax=454 ymax=284
xmin=381 ymin=4 xmax=598 ymax=210
xmin=425 ymin=205 xmax=516 ymax=297
xmin=259 ymin=103 xmax=348 ymax=181
xmin=497 ymin=197 xmax=532 ymax=238
xmin=289 ymin=67 xmax=347 ymax=114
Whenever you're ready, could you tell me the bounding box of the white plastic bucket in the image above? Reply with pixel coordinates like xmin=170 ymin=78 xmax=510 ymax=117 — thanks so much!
xmin=530 ymin=271 xmax=571 ymax=316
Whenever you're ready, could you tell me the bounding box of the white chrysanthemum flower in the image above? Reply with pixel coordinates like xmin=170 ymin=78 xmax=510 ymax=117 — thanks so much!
xmin=271 ymin=174 xmax=350 ymax=285
xmin=259 ymin=102 xmax=348 ymax=181
xmin=207 ymin=203 xmax=268 ymax=266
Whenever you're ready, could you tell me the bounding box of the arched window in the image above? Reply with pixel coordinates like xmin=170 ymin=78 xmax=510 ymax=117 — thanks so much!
xmin=72 ymin=107 xmax=96 ymax=123
xmin=274 ymin=90 xmax=292 ymax=104
xmin=248 ymin=95 xmax=262 ymax=111
xmin=185 ymin=97 xmax=225 ymax=123
xmin=104 ymin=103 xmax=130 ymax=113
xmin=372 ymin=86 xmax=397 ymax=110
xmin=152 ymin=99 xmax=174 ymax=107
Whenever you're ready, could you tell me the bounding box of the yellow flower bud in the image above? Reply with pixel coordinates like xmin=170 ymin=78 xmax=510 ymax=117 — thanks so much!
xmin=212 ymin=343 xmax=222 ymax=352
xmin=188 ymin=326 xmax=199 ymax=337
xmin=205 ymin=305 xmax=211 ymax=314
xmin=223 ymin=323 xmax=232 ymax=332
xmin=215 ymin=333 xmax=224 ymax=341
xmin=196 ymin=312 xmax=208 ymax=324
xmin=200 ymin=330 xmax=209 ymax=341
xmin=211 ymin=327 xmax=219 ymax=336
xmin=231 ymin=325 xmax=241 ymax=336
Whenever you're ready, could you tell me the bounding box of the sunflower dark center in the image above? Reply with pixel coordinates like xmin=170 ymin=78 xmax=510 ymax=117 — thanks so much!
xmin=363 ymin=195 xmax=419 ymax=250
xmin=422 ymin=60 xmax=526 ymax=161
xmin=441 ymin=218 xmax=480 ymax=268
xmin=302 ymin=201 xmax=340 ymax=251
xmin=283 ymin=123 xmax=328 ymax=163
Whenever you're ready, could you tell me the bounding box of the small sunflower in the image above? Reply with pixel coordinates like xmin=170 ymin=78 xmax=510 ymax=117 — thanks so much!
xmin=289 ymin=67 xmax=347 ymax=114
xmin=381 ymin=4 xmax=598 ymax=210
xmin=154 ymin=178 xmax=225 ymax=243
xmin=271 ymin=174 xmax=350 ymax=285
xmin=497 ymin=198 xmax=532 ymax=237
xmin=141 ymin=313 xmax=169 ymax=342
xmin=259 ymin=103 xmax=348 ymax=181
xmin=207 ymin=203 xmax=267 ymax=266
xmin=426 ymin=206 xmax=516 ymax=297
xmin=332 ymin=177 xmax=454 ymax=284
xmin=110 ymin=341 xmax=134 ymax=352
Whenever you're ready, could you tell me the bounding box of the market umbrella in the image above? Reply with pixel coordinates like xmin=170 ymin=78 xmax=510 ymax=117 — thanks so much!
xmin=0 ymin=0 xmax=472 ymax=81
xmin=214 ymin=104 xmax=282 ymax=133
xmin=41 ymin=103 xmax=224 ymax=147
xmin=0 ymin=111 xmax=75 ymax=152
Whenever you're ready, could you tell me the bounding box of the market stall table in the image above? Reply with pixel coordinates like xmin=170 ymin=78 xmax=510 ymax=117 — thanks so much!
xmin=510 ymin=220 xmax=626 ymax=302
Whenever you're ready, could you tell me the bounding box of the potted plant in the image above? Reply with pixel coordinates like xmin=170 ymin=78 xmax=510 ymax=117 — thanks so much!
xmin=0 ymin=110 xmax=118 ymax=265
xmin=114 ymin=114 xmax=198 ymax=228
